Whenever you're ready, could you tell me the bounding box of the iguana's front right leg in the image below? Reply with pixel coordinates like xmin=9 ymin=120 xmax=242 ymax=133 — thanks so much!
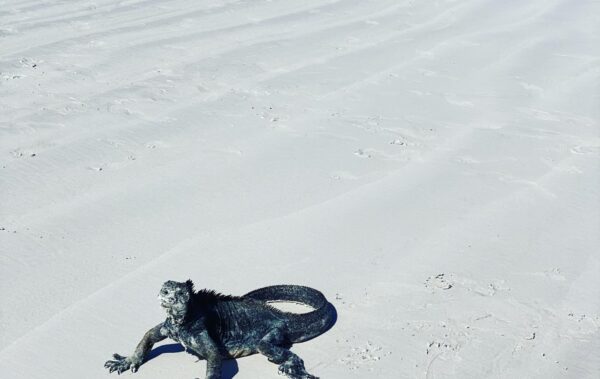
xmin=105 ymin=323 xmax=167 ymax=374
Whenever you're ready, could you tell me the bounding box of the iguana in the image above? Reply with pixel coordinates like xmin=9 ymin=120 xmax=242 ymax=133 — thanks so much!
xmin=104 ymin=280 xmax=336 ymax=379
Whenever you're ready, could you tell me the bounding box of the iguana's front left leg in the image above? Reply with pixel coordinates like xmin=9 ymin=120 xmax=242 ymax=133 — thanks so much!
xmin=205 ymin=355 xmax=222 ymax=379
xmin=189 ymin=331 xmax=223 ymax=379
xmin=105 ymin=323 xmax=167 ymax=374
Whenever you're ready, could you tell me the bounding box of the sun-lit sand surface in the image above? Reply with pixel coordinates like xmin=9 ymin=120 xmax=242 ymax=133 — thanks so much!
xmin=1 ymin=1 xmax=598 ymax=378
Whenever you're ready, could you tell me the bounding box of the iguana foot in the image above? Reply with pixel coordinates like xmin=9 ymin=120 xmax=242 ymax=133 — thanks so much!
xmin=104 ymin=353 xmax=141 ymax=374
xmin=278 ymin=356 xmax=319 ymax=379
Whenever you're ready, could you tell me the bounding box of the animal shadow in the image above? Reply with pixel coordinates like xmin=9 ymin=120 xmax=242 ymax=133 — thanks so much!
xmin=146 ymin=342 xmax=185 ymax=360
xmin=146 ymin=343 xmax=239 ymax=378
xmin=221 ymin=360 xmax=240 ymax=379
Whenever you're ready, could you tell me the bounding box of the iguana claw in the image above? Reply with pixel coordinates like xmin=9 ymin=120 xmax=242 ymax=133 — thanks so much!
xmin=105 ymin=353 xmax=137 ymax=375
xmin=278 ymin=356 xmax=319 ymax=379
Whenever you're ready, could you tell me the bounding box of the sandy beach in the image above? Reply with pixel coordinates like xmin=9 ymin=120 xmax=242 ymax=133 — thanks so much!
xmin=1 ymin=1 xmax=598 ymax=378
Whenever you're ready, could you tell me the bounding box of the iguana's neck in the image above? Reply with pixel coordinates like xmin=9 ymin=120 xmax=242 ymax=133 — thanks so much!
xmin=166 ymin=301 xmax=190 ymax=325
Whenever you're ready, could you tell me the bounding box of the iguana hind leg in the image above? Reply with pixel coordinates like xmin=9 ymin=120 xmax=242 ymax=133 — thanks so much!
xmin=257 ymin=327 xmax=319 ymax=379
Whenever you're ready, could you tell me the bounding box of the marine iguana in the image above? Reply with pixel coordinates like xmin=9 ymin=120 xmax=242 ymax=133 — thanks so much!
xmin=104 ymin=280 xmax=336 ymax=379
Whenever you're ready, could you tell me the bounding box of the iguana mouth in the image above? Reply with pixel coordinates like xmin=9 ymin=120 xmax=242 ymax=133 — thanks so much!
xmin=158 ymin=296 xmax=176 ymax=308
xmin=158 ymin=292 xmax=176 ymax=308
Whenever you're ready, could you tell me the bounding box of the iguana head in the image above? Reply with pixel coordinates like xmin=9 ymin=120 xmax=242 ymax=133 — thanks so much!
xmin=158 ymin=280 xmax=194 ymax=323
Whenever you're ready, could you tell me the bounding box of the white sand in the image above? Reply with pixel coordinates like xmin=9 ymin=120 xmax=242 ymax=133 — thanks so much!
xmin=1 ymin=0 xmax=598 ymax=378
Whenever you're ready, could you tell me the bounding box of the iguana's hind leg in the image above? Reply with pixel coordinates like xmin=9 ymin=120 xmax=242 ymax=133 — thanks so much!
xmin=257 ymin=327 xmax=319 ymax=379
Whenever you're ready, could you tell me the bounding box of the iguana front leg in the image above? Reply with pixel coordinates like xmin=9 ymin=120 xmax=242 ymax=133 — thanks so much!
xmin=205 ymin=355 xmax=222 ymax=379
xmin=105 ymin=323 xmax=167 ymax=374
xmin=188 ymin=331 xmax=223 ymax=379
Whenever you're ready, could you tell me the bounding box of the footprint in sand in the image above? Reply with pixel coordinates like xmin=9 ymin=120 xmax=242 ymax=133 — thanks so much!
xmin=254 ymin=106 xmax=286 ymax=126
xmin=338 ymin=338 xmax=391 ymax=371
xmin=145 ymin=141 xmax=169 ymax=149
xmin=354 ymin=149 xmax=373 ymax=158
xmin=10 ymin=149 xmax=38 ymax=159
xmin=389 ymin=137 xmax=407 ymax=146
xmin=425 ymin=273 xmax=510 ymax=296
xmin=2 ymin=72 xmax=25 ymax=80
xmin=425 ymin=273 xmax=454 ymax=291
xmin=529 ymin=267 xmax=566 ymax=281
xmin=426 ymin=340 xmax=461 ymax=356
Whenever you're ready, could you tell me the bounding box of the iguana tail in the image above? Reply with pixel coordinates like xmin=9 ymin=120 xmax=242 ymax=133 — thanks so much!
xmin=244 ymin=284 xmax=337 ymax=343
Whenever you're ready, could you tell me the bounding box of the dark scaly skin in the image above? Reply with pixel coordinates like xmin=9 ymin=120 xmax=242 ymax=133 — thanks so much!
xmin=104 ymin=280 xmax=336 ymax=379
